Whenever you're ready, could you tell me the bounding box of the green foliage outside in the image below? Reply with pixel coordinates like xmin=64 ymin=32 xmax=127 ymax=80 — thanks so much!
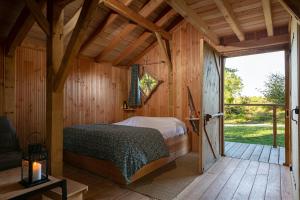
xmin=260 ymin=73 xmax=285 ymax=104
xmin=224 ymin=67 xmax=285 ymax=147
xmin=139 ymin=73 xmax=158 ymax=96
xmin=224 ymin=125 xmax=285 ymax=146
xmin=224 ymin=68 xmax=243 ymax=104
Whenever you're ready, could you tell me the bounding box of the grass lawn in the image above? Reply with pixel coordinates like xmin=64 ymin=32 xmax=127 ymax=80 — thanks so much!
xmin=224 ymin=125 xmax=285 ymax=147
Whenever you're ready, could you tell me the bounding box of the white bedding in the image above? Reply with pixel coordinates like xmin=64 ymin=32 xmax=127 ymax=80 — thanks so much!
xmin=114 ymin=116 xmax=187 ymax=139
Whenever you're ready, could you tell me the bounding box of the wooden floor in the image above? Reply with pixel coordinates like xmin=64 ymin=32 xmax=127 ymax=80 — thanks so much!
xmin=225 ymin=142 xmax=285 ymax=165
xmin=64 ymin=157 xmax=293 ymax=200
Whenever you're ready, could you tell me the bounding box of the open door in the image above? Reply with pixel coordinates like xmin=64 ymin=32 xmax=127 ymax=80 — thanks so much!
xmin=290 ymin=17 xmax=300 ymax=199
xmin=199 ymin=40 xmax=222 ymax=172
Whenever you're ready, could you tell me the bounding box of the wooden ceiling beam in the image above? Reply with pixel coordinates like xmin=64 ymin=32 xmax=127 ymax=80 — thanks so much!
xmin=213 ymin=0 xmax=245 ymax=41
xmin=217 ymin=34 xmax=289 ymax=54
xmin=127 ymin=16 xmax=183 ymax=65
xmin=101 ymin=0 xmax=172 ymax=40
xmin=165 ymin=0 xmax=219 ymax=45
xmin=95 ymin=24 xmax=137 ymax=62
xmin=64 ymin=7 xmax=82 ymax=37
xmin=262 ymin=0 xmax=274 ymax=36
xmin=112 ymin=9 xmax=177 ymax=65
xmin=113 ymin=32 xmax=152 ymax=65
xmin=80 ymin=0 xmax=134 ymax=53
xmin=25 ymin=0 xmax=50 ymax=35
xmin=54 ymin=0 xmax=77 ymax=8
xmin=95 ymin=0 xmax=164 ymax=62
xmin=5 ymin=0 xmax=46 ymax=56
xmin=53 ymin=0 xmax=99 ymax=92
xmin=278 ymin=0 xmax=300 ymax=24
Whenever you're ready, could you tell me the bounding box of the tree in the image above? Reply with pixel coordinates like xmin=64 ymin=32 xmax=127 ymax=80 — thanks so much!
xmin=260 ymin=73 xmax=285 ymax=104
xmin=224 ymin=68 xmax=244 ymax=104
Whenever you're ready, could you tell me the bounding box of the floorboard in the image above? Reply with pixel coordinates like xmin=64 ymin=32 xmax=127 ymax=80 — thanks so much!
xmin=232 ymin=161 xmax=260 ymax=200
xmin=240 ymin=144 xmax=256 ymax=160
xmin=63 ymin=154 xmax=293 ymax=200
xmin=225 ymin=142 xmax=285 ymax=165
xmin=249 ymin=162 xmax=269 ymax=200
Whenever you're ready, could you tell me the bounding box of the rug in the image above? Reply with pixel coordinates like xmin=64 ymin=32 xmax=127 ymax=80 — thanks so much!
xmin=126 ymin=153 xmax=199 ymax=200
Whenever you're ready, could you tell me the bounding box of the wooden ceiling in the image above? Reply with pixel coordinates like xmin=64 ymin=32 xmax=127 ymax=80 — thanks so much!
xmin=1 ymin=0 xmax=297 ymax=65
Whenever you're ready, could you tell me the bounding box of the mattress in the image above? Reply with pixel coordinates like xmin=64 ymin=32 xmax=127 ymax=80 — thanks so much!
xmin=114 ymin=116 xmax=187 ymax=139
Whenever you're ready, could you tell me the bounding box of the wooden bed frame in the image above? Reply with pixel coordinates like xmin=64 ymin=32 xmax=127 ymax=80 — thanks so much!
xmin=63 ymin=133 xmax=190 ymax=184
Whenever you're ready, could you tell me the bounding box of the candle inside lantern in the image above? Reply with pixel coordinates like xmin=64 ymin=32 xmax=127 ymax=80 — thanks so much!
xmin=32 ymin=162 xmax=42 ymax=182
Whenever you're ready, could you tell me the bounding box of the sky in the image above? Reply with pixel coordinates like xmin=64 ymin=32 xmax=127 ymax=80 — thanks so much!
xmin=225 ymin=51 xmax=285 ymax=97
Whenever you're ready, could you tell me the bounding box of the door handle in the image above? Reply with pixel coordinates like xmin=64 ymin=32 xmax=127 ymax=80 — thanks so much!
xmin=291 ymin=106 xmax=299 ymax=124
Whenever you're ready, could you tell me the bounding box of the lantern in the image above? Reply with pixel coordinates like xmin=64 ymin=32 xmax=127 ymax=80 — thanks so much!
xmin=21 ymin=143 xmax=49 ymax=187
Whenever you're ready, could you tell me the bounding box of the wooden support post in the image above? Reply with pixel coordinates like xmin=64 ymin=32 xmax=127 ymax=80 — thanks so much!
xmin=284 ymin=49 xmax=291 ymax=166
xmin=46 ymin=1 xmax=64 ymax=176
xmin=154 ymin=32 xmax=174 ymax=116
xmin=273 ymin=106 xmax=277 ymax=147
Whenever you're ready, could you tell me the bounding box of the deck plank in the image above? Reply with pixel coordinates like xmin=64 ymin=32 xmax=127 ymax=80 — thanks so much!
xmin=226 ymin=143 xmax=242 ymax=157
xmin=232 ymin=143 xmax=249 ymax=158
xmin=200 ymin=159 xmax=240 ymax=200
xmin=216 ymin=160 xmax=250 ymax=200
xmin=225 ymin=142 xmax=235 ymax=152
xmin=269 ymin=147 xmax=280 ymax=164
xmin=249 ymin=162 xmax=269 ymax=200
xmin=250 ymin=145 xmax=264 ymax=161
xmin=279 ymin=147 xmax=285 ymax=165
xmin=259 ymin=145 xmax=272 ymax=163
xmin=232 ymin=161 xmax=260 ymax=200
xmin=241 ymin=144 xmax=256 ymax=160
xmin=265 ymin=164 xmax=281 ymax=200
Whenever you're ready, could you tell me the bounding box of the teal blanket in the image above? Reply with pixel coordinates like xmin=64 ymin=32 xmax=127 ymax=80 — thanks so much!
xmin=63 ymin=124 xmax=169 ymax=183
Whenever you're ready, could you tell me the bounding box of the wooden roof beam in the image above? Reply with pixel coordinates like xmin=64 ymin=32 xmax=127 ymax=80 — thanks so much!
xmin=213 ymin=0 xmax=245 ymax=41
xmin=25 ymin=0 xmax=50 ymax=35
xmin=95 ymin=0 xmax=164 ymax=62
xmin=112 ymin=9 xmax=177 ymax=65
xmin=262 ymin=0 xmax=274 ymax=36
xmin=101 ymin=0 xmax=172 ymax=40
xmin=64 ymin=7 xmax=82 ymax=37
xmin=278 ymin=0 xmax=300 ymax=24
xmin=54 ymin=0 xmax=99 ymax=92
xmin=217 ymin=34 xmax=289 ymax=54
xmin=80 ymin=0 xmax=134 ymax=53
xmin=5 ymin=0 xmax=46 ymax=56
xmin=165 ymin=0 xmax=219 ymax=45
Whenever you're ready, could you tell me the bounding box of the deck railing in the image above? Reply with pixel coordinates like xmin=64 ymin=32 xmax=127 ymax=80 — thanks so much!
xmin=224 ymin=103 xmax=285 ymax=147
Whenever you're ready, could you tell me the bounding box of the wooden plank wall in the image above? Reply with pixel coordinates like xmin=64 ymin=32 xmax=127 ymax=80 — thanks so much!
xmin=15 ymin=46 xmax=47 ymax=147
xmin=64 ymin=59 xmax=128 ymax=127
xmin=12 ymin=46 xmax=128 ymax=148
xmin=134 ymin=22 xmax=203 ymax=152
xmin=0 ymin=47 xmax=4 ymax=115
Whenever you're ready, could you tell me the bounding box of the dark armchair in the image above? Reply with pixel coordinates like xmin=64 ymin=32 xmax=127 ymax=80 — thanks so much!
xmin=0 ymin=116 xmax=22 ymax=171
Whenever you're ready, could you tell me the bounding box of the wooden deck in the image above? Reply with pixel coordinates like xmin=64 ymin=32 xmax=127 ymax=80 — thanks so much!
xmin=64 ymin=156 xmax=293 ymax=200
xmin=225 ymin=142 xmax=285 ymax=165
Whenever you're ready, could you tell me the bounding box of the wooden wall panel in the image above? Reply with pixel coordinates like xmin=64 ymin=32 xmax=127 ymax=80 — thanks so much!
xmin=16 ymin=46 xmax=46 ymax=148
xmin=63 ymin=59 xmax=128 ymax=126
xmin=134 ymin=22 xmax=203 ymax=152
xmin=14 ymin=46 xmax=128 ymax=148
xmin=0 ymin=47 xmax=4 ymax=115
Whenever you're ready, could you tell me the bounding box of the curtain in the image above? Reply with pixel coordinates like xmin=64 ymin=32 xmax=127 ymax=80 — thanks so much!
xmin=128 ymin=64 xmax=141 ymax=107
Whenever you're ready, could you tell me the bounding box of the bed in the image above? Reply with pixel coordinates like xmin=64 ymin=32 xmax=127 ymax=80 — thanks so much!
xmin=63 ymin=116 xmax=190 ymax=184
